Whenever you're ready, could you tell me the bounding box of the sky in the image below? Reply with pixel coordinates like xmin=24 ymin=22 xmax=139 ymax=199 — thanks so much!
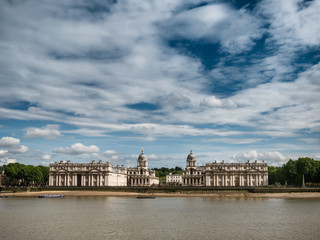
xmin=0 ymin=0 xmax=320 ymax=168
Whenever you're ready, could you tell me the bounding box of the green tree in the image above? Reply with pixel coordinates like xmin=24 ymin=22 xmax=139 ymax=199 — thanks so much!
xmin=24 ymin=165 xmax=43 ymax=186
xmin=37 ymin=165 xmax=49 ymax=184
xmin=296 ymin=157 xmax=317 ymax=185
xmin=283 ymin=159 xmax=299 ymax=185
xmin=268 ymin=166 xmax=284 ymax=185
xmin=5 ymin=163 xmax=24 ymax=184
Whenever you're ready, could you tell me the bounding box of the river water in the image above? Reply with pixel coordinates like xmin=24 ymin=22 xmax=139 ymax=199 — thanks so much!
xmin=1 ymin=196 xmax=320 ymax=240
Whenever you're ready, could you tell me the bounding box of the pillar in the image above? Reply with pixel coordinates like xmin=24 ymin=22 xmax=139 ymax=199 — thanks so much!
xmin=99 ymin=175 xmax=101 ymax=186
xmin=49 ymin=174 xmax=53 ymax=186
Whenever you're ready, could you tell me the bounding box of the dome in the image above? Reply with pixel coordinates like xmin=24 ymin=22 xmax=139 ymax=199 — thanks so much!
xmin=187 ymin=148 xmax=196 ymax=160
xmin=138 ymin=149 xmax=148 ymax=161
xmin=137 ymin=148 xmax=148 ymax=168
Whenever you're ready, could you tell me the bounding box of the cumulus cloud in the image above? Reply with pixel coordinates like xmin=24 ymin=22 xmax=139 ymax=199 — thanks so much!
xmin=201 ymin=96 xmax=236 ymax=108
xmin=148 ymin=154 xmax=158 ymax=160
xmin=53 ymin=143 xmax=100 ymax=155
xmin=0 ymin=150 xmax=8 ymax=157
xmin=162 ymin=3 xmax=263 ymax=54
xmin=258 ymin=0 xmax=320 ymax=47
xmin=0 ymin=137 xmax=20 ymax=147
xmin=0 ymin=157 xmax=17 ymax=166
xmin=0 ymin=0 xmax=319 ymax=166
xmin=8 ymin=145 xmax=29 ymax=154
xmin=25 ymin=124 xmax=62 ymax=139
xmin=42 ymin=154 xmax=51 ymax=160
xmin=209 ymin=138 xmax=263 ymax=144
xmin=232 ymin=150 xmax=287 ymax=165
xmin=104 ymin=150 xmax=117 ymax=155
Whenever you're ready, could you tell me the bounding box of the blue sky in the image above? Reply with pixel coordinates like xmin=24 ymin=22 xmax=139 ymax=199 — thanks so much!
xmin=0 ymin=0 xmax=320 ymax=168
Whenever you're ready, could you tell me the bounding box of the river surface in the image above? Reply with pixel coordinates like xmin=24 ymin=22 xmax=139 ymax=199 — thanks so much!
xmin=1 ymin=196 xmax=320 ymax=240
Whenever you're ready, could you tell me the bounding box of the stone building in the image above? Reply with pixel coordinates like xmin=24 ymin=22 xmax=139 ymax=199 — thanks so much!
xmin=49 ymin=160 xmax=127 ymax=187
xmin=204 ymin=160 xmax=268 ymax=187
xmin=182 ymin=149 xmax=205 ymax=186
xmin=49 ymin=149 xmax=159 ymax=187
xmin=127 ymin=149 xmax=159 ymax=186
xmin=166 ymin=173 xmax=183 ymax=185
xmin=0 ymin=171 xmax=10 ymax=186
xmin=181 ymin=150 xmax=268 ymax=187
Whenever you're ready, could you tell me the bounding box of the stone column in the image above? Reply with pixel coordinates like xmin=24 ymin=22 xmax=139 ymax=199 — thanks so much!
xmin=230 ymin=175 xmax=233 ymax=186
xmin=49 ymin=174 xmax=53 ymax=186
xmin=66 ymin=174 xmax=69 ymax=187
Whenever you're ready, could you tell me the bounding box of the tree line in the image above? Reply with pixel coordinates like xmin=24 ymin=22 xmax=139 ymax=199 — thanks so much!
xmin=268 ymin=157 xmax=320 ymax=186
xmin=1 ymin=163 xmax=49 ymax=186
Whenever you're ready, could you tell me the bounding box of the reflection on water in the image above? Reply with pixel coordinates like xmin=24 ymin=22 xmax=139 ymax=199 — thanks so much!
xmin=1 ymin=197 xmax=320 ymax=240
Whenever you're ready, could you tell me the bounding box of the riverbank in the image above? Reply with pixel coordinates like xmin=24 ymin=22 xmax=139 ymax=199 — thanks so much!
xmin=2 ymin=190 xmax=320 ymax=198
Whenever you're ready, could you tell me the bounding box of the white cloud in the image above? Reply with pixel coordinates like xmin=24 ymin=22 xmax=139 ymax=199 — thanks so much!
xmin=104 ymin=150 xmax=117 ymax=155
xmin=0 ymin=150 xmax=8 ymax=157
xmin=259 ymin=0 xmax=320 ymax=47
xmin=163 ymin=3 xmax=263 ymax=53
xmin=201 ymin=96 xmax=236 ymax=108
xmin=0 ymin=0 xmax=319 ymax=166
xmin=148 ymin=154 xmax=158 ymax=160
xmin=0 ymin=137 xmax=20 ymax=147
xmin=9 ymin=145 xmax=29 ymax=154
xmin=232 ymin=150 xmax=287 ymax=165
xmin=25 ymin=124 xmax=62 ymax=139
xmin=42 ymin=154 xmax=51 ymax=160
xmin=0 ymin=157 xmax=17 ymax=166
xmin=53 ymin=143 xmax=100 ymax=155
xmin=208 ymin=138 xmax=263 ymax=144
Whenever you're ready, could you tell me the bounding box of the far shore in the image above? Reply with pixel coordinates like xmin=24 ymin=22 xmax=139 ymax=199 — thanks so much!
xmin=2 ymin=191 xmax=320 ymax=199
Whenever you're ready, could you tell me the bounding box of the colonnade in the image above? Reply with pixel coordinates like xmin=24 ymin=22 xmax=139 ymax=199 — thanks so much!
xmin=208 ymin=173 xmax=266 ymax=186
xmin=50 ymin=173 xmax=128 ymax=187
xmin=129 ymin=177 xmax=149 ymax=186
xmin=183 ymin=177 xmax=203 ymax=185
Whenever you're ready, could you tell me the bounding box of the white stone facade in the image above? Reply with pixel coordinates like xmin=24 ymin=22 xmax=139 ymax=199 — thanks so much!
xmin=49 ymin=160 xmax=127 ymax=187
xmin=166 ymin=173 xmax=183 ymax=185
xmin=49 ymin=149 xmax=159 ymax=187
xmin=181 ymin=150 xmax=268 ymax=187
xmin=127 ymin=149 xmax=159 ymax=186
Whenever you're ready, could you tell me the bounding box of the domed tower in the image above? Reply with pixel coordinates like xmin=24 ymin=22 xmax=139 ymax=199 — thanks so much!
xmin=137 ymin=148 xmax=148 ymax=170
xmin=186 ymin=148 xmax=197 ymax=170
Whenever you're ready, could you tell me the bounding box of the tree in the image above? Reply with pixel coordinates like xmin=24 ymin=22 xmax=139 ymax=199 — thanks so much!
xmin=283 ymin=159 xmax=298 ymax=185
xmin=268 ymin=166 xmax=285 ymax=185
xmin=5 ymin=163 xmax=24 ymax=184
xmin=296 ymin=157 xmax=316 ymax=185
xmin=24 ymin=165 xmax=43 ymax=186
xmin=37 ymin=165 xmax=49 ymax=184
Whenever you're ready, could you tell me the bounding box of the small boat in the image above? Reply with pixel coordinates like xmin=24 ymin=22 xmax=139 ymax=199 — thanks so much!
xmin=39 ymin=194 xmax=65 ymax=198
xmin=137 ymin=195 xmax=155 ymax=199
xmin=0 ymin=195 xmax=8 ymax=198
